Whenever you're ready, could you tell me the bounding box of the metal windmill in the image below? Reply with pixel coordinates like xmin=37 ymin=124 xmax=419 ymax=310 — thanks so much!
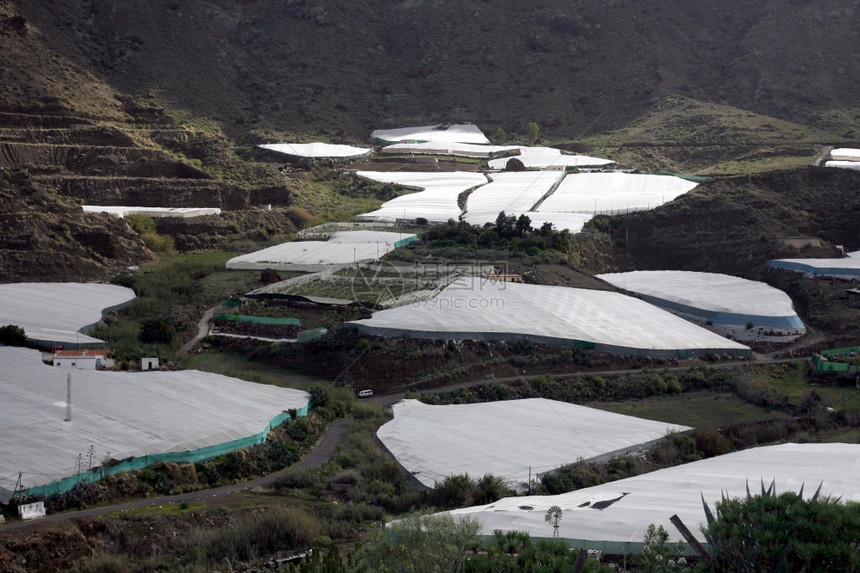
xmin=545 ymin=505 xmax=563 ymax=539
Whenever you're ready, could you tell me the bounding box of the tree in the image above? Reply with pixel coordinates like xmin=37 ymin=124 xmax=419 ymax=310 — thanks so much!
xmin=139 ymin=318 xmax=175 ymax=344
xmin=515 ymin=214 xmax=532 ymax=237
xmin=700 ymin=482 xmax=860 ymax=572
xmin=492 ymin=127 xmax=507 ymax=144
xmin=0 ymin=324 xmax=27 ymax=346
xmin=351 ymin=513 xmax=481 ymax=573
xmin=494 ymin=211 xmax=517 ymax=238
xmin=526 ymin=122 xmax=540 ymax=144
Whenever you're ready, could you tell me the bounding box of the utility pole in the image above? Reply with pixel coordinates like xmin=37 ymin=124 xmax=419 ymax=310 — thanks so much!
xmin=64 ymin=373 xmax=71 ymax=422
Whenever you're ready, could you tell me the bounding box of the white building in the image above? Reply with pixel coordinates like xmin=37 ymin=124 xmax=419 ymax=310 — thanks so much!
xmin=52 ymin=349 xmax=114 ymax=370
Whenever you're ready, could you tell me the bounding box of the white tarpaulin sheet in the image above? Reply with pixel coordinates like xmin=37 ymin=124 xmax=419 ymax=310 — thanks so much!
xmin=258 ymin=142 xmax=371 ymax=159
xmin=488 ymin=147 xmax=614 ymax=170
xmin=537 ymin=172 xmax=698 ymax=215
xmin=355 ymin=171 xmax=488 ymax=224
xmin=372 ymin=124 xmax=490 ymax=145
xmin=378 ymin=398 xmax=690 ymax=488
xmin=446 ymin=443 xmax=860 ymax=545
xmin=0 ymin=283 xmax=135 ymax=345
xmin=350 ymin=278 xmax=750 ymax=356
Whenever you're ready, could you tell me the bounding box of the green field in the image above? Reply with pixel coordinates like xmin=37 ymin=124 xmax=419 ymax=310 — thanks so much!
xmin=188 ymin=351 xmax=322 ymax=390
xmin=591 ymin=390 xmax=792 ymax=429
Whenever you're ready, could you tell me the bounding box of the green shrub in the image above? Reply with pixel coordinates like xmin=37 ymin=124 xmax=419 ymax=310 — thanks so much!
xmin=192 ymin=506 xmax=321 ymax=562
xmin=0 ymin=324 xmax=27 ymax=346
xmin=701 ymin=485 xmax=860 ymax=572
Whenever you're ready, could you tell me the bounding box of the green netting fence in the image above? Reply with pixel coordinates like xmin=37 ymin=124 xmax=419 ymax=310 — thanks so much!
xmin=811 ymin=353 xmax=851 ymax=372
xmin=21 ymin=400 xmax=310 ymax=498
xmin=213 ymin=313 xmax=301 ymax=326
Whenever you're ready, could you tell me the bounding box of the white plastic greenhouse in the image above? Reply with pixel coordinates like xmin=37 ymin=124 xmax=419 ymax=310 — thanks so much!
xmin=378 ymin=398 xmax=690 ymax=489
xmin=445 ymin=443 xmax=860 ymax=550
xmin=825 ymin=160 xmax=860 ymax=171
xmin=537 ymin=172 xmax=698 ymax=215
xmin=829 ymin=148 xmax=860 ymax=162
xmin=354 ymin=171 xmax=488 ymax=223
xmin=83 ymin=206 xmax=222 ymax=218
xmin=463 ymin=171 xmax=564 ymax=227
xmin=350 ymin=278 xmax=751 ymax=358
xmin=225 ymin=231 xmax=417 ymax=270
xmin=487 ymin=147 xmax=614 ymax=170
xmin=371 ymin=124 xmax=490 ymax=145
xmin=596 ymin=271 xmax=805 ymax=339
xmin=0 ymin=347 xmax=311 ymax=502
xmin=0 ymin=282 xmax=135 ymax=347
xmin=768 ymin=250 xmax=860 ymax=279
xmin=257 ymin=142 xmax=371 ymax=159
xmin=380 ymin=141 xmax=520 ymax=158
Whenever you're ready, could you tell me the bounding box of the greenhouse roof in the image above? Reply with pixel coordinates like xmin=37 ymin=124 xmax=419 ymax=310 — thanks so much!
xmin=0 ymin=282 xmax=135 ymax=345
xmin=380 ymin=141 xmax=520 ymax=158
xmin=596 ymin=271 xmax=799 ymax=318
xmin=371 ymin=124 xmax=490 ymax=145
xmin=825 ymin=160 xmax=860 ymax=171
xmin=257 ymin=142 xmax=371 ymax=159
xmin=0 ymin=347 xmax=310 ymax=501
xmin=487 ymin=147 xmax=614 ymax=170
xmin=537 ymin=172 xmax=698 ymax=215
xmin=350 ymin=278 xmax=750 ymax=357
xmin=355 ymin=171 xmax=488 ymax=224
xmin=225 ymin=231 xmax=416 ymax=269
xmin=83 ymin=206 xmax=221 ymax=218
xmin=378 ymin=398 xmax=690 ymax=488
xmin=768 ymin=251 xmax=860 ymax=278
xmin=446 ymin=443 xmax=860 ymax=547
xmin=829 ymin=148 xmax=860 ymax=161
xmin=524 ymin=211 xmax=594 ymax=234
xmin=463 ymin=171 xmax=564 ymax=227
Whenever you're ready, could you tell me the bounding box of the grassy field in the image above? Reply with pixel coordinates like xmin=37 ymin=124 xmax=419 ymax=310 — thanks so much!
xmin=188 ymin=351 xmax=322 ymax=390
xmin=739 ymin=361 xmax=860 ymax=411
xmin=591 ymin=390 xmax=792 ymax=429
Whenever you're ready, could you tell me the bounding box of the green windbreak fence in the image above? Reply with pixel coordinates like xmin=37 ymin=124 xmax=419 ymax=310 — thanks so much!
xmin=213 ymin=313 xmax=301 ymax=326
xmin=22 ymin=401 xmax=310 ymax=498
xmin=394 ymin=235 xmax=418 ymax=248
xmin=811 ymin=354 xmax=851 ymax=372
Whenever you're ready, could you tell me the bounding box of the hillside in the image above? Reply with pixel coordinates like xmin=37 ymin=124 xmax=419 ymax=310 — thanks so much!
xmin=7 ymin=0 xmax=860 ymax=141
xmin=605 ymin=167 xmax=860 ymax=276
xmin=1 ymin=0 xmax=859 ymax=283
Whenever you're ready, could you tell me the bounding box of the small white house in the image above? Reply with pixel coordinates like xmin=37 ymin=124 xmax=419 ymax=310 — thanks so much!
xmin=141 ymin=357 xmax=159 ymax=370
xmin=53 ymin=349 xmax=114 ymax=370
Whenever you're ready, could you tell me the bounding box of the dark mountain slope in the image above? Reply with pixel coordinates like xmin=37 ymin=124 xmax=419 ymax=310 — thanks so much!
xmin=9 ymin=0 xmax=860 ymax=140
xmin=605 ymin=166 xmax=860 ymax=277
